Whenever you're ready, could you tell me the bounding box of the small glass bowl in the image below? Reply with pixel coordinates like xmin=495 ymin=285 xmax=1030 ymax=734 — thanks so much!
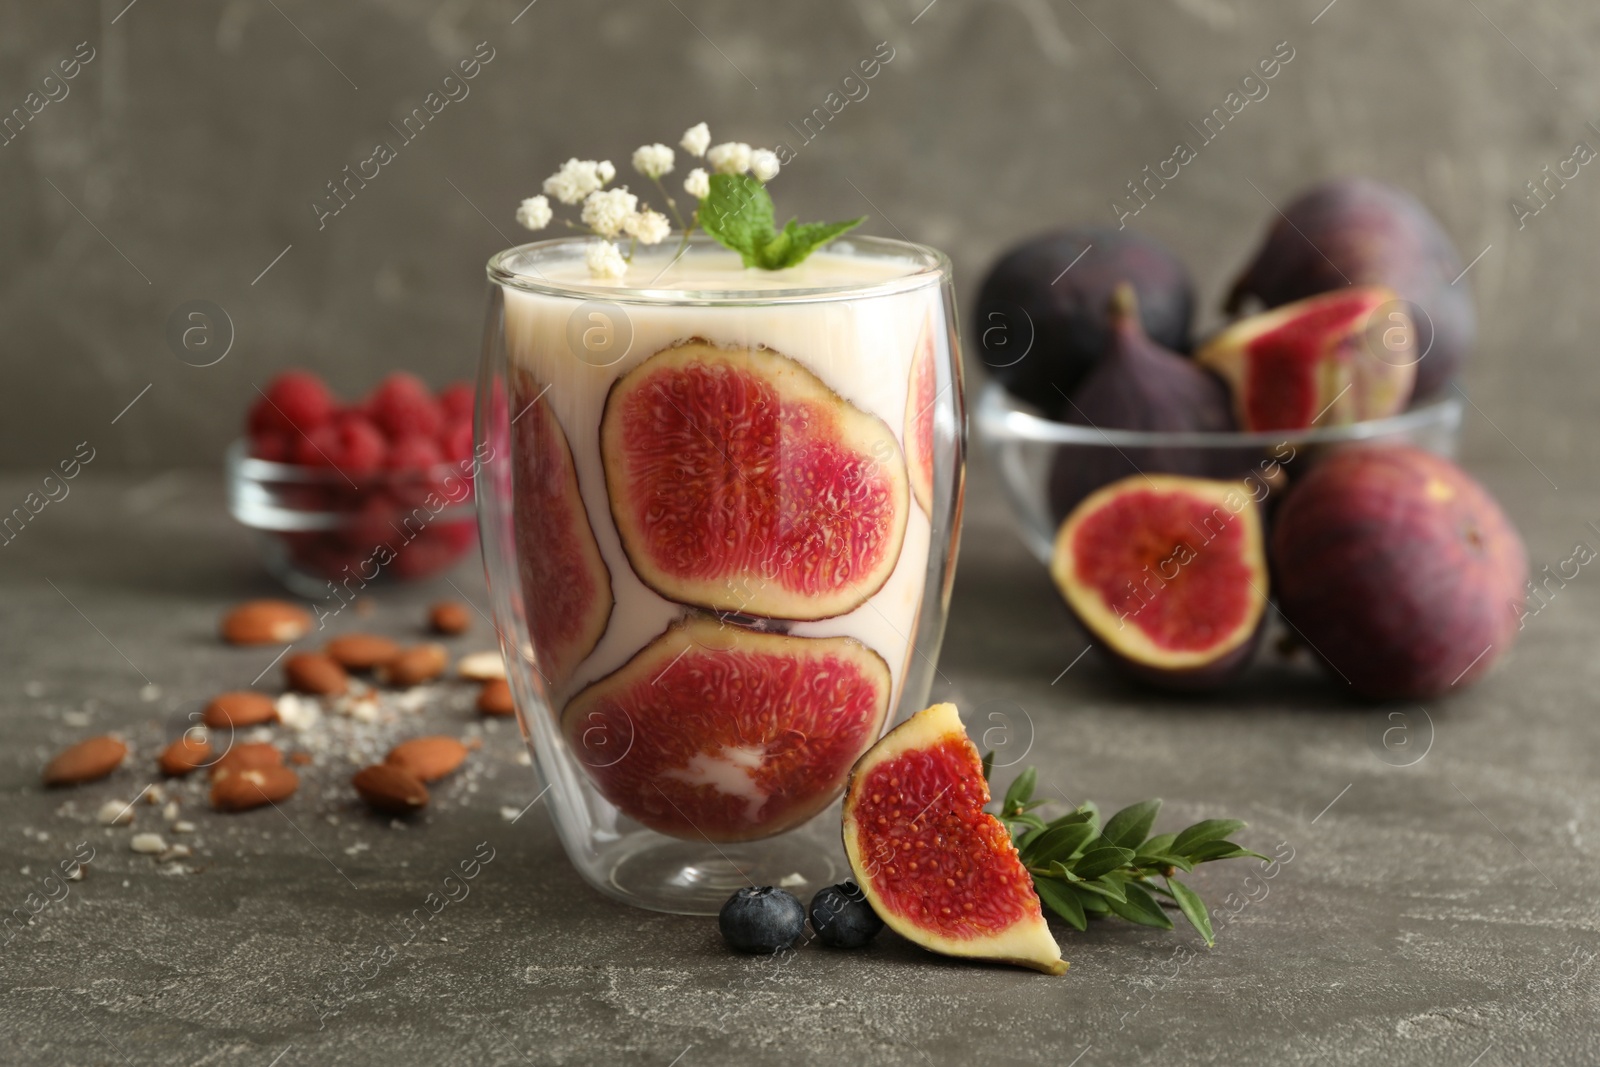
xmin=973 ymin=382 xmax=1465 ymax=565
xmin=226 ymin=440 xmax=479 ymax=597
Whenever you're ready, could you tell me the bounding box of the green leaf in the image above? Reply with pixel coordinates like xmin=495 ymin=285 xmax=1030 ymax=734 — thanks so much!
xmin=1023 ymin=823 xmax=1097 ymax=866
xmin=1002 ymin=767 xmax=1038 ymax=815
xmin=1137 ymin=832 xmax=1178 ymax=858
xmin=1102 ymin=799 xmax=1162 ymax=850
xmin=1134 ymin=853 xmax=1195 ymax=874
xmin=1172 ymin=819 xmax=1247 ymax=857
xmin=1166 ymin=876 xmax=1215 ymax=946
xmin=1186 ymin=841 xmax=1271 ymax=864
xmin=757 ymin=217 xmax=864 ymax=270
xmin=1071 ymin=877 xmax=1128 ymax=904
xmin=1044 ymin=807 xmax=1098 ymax=831
xmin=695 ymin=173 xmax=862 ymax=271
xmin=1071 ymin=845 xmax=1136 ymax=880
xmin=1106 ymin=881 xmax=1174 ymax=930
xmin=980 ymin=750 xmax=995 ymax=784
xmin=697 ymin=174 xmax=775 ymax=264
xmin=1034 ymin=876 xmax=1087 ymax=931
xmin=1072 ymin=885 xmax=1112 ymax=914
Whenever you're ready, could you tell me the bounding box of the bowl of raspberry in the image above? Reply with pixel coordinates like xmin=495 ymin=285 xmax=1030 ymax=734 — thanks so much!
xmin=228 ymin=369 xmax=482 ymax=597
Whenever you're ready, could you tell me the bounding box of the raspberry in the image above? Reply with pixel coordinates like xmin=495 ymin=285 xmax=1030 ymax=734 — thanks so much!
xmin=386 ymin=436 xmax=444 ymax=472
xmin=366 ymin=373 xmax=443 ymax=441
xmin=249 ymin=431 xmax=292 ymax=462
xmin=439 ymin=420 xmax=475 ymax=464
xmin=293 ymin=413 xmax=387 ymax=475
xmin=248 ymin=370 xmax=337 ymax=437
xmin=437 ymin=382 xmax=475 ymax=423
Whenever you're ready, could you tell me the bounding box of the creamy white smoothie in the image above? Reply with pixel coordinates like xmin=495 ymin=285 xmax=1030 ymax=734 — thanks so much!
xmin=499 ymin=240 xmax=946 ymax=842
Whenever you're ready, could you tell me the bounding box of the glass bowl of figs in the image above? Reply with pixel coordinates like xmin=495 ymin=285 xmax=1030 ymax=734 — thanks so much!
xmin=227 ymin=370 xmax=482 ymax=597
xmin=969 ymin=179 xmax=1528 ymax=705
xmin=972 ymin=179 xmax=1471 ymax=565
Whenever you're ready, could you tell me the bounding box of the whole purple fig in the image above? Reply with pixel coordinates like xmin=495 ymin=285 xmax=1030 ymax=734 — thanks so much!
xmin=976 ymin=228 xmax=1195 ymax=413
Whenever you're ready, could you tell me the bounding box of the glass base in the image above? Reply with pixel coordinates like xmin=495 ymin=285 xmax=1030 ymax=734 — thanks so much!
xmin=599 ymin=824 xmax=847 ymax=915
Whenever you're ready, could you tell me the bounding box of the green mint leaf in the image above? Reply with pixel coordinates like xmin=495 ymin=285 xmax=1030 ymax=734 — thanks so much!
xmin=696 ymin=174 xmax=776 ymax=266
xmin=695 ymin=173 xmax=863 ymax=270
xmin=1166 ymin=877 xmax=1215 ymax=946
xmin=1002 ymin=767 xmax=1038 ymax=816
xmin=1034 ymin=878 xmax=1087 ymax=931
xmin=980 ymin=750 xmax=995 ymax=784
xmin=1071 ymin=845 xmax=1136 ymax=880
xmin=1105 ymin=882 xmax=1174 ymax=930
xmin=1187 ymin=841 xmax=1271 ymax=864
xmin=1172 ymin=819 xmax=1248 ymax=857
xmin=756 ymin=217 xmax=864 ymax=270
xmin=1024 ymin=823 xmax=1097 ymax=867
xmin=1102 ymin=799 xmax=1163 ymax=850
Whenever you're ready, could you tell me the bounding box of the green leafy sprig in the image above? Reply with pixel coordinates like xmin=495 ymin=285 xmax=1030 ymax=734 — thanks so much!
xmin=696 ymin=173 xmax=863 ymax=271
xmin=982 ymin=754 xmax=1268 ymax=947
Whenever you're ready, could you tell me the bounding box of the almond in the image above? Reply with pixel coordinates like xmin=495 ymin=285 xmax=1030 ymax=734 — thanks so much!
xmin=220 ymin=599 xmax=313 ymax=645
xmin=43 ymin=735 xmax=128 ymax=786
xmin=285 ymin=651 xmax=349 ymax=695
xmin=158 ymin=734 xmax=214 ymax=777
xmin=377 ymin=643 xmax=449 ymax=687
xmin=476 ymin=679 xmax=515 ymax=717
xmin=324 ymin=633 xmax=402 ymax=671
xmin=211 ymin=765 xmax=299 ymax=812
xmin=288 ymin=750 xmax=313 ymax=766
xmin=201 ymin=691 xmax=279 ymax=728
xmin=386 ymin=736 xmax=468 ymax=782
xmin=352 ymin=764 xmax=429 ymax=815
xmin=457 ymin=650 xmax=507 ymax=682
xmin=209 ymin=742 xmax=283 ymax=779
xmin=428 ymin=601 xmax=472 ymax=635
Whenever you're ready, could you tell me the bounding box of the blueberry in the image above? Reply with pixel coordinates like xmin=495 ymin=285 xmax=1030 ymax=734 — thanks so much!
xmin=718 ymin=886 xmax=806 ymax=954
xmin=808 ymin=880 xmax=884 ymax=949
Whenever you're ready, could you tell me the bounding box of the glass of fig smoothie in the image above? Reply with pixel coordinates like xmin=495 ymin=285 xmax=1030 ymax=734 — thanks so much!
xmin=477 ymin=234 xmax=964 ymax=913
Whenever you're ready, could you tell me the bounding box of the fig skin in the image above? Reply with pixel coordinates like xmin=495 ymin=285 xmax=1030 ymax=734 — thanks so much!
xmin=1050 ymin=285 xmax=1237 ymax=519
xmin=1271 ymin=445 xmax=1527 ymax=700
xmin=1225 ymin=178 xmax=1473 ymax=401
xmin=976 ymin=228 xmax=1195 ymax=413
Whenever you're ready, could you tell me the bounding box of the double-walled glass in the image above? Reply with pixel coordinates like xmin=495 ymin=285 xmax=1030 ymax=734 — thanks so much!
xmin=476 ymin=236 xmax=964 ymax=914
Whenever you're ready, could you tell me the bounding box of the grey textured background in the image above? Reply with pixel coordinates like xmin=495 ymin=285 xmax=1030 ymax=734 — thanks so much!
xmin=1 ymin=0 xmax=1595 ymax=473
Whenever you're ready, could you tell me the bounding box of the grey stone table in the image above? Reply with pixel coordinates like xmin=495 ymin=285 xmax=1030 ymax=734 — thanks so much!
xmin=3 ymin=457 xmax=1598 ymax=1067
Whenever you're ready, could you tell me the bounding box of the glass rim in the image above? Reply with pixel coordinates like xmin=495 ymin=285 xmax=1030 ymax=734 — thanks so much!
xmin=975 ymin=381 xmax=1466 ymax=449
xmin=485 ymin=233 xmax=950 ymax=305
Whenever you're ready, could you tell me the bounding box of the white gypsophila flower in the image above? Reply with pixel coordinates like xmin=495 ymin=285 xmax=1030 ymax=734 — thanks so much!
xmin=543 ymin=158 xmax=609 ymax=205
xmin=750 ymin=148 xmax=780 ymax=183
xmin=683 ymin=167 xmax=710 ymax=199
xmin=624 ymin=208 xmax=672 ymax=245
xmin=585 ymin=239 xmax=628 ymax=280
xmin=632 ymin=143 xmax=675 ymax=180
xmin=515 ymin=195 xmax=553 ymax=231
xmin=706 ymin=142 xmax=753 ymax=175
xmin=680 ymin=122 xmax=710 ymax=158
xmin=581 ymin=187 xmax=640 ymax=238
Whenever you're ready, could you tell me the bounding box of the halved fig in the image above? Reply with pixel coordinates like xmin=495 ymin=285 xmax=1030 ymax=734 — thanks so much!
xmin=843 ymin=702 xmax=1067 ymax=975
xmin=905 ymin=316 xmax=937 ymax=515
xmin=600 ymin=340 xmax=909 ymax=621
xmin=1197 ymin=286 xmax=1417 ymax=431
xmin=511 ymin=371 xmax=613 ymax=692
xmin=1049 ymin=474 xmax=1268 ymax=690
xmin=562 ymin=616 xmax=892 ymax=842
